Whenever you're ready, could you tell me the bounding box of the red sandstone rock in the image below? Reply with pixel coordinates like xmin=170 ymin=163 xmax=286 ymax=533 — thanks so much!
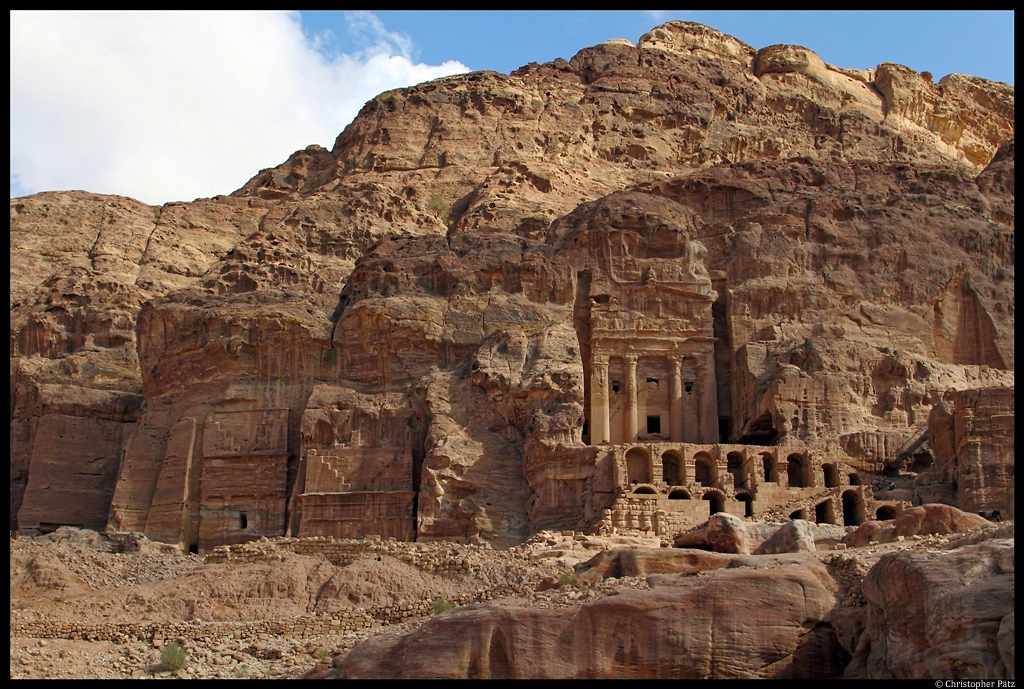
xmin=576 ymin=547 xmax=736 ymax=582
xmin=673 ymin=513 xmax=751 ymax=554
xmin=338 ymin=559 xmax=845 ymax=678
xmin=842 ymin=521 xmax=894 ymax=548
xmin=842 ymin=503 xmax=994 ymax=548
xmin=891 ymin=503 xmax=994 ymax=537
xmin=848 ymin=533 xmax=1014 ymax=679
xmin=922 ymin=386 xmax=1014 ymax=516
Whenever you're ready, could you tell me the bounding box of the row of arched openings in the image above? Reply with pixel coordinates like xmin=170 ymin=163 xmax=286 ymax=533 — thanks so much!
xmin=638 ymin=485 xmax=892 ymax=527
xmin=635 ymin=484 xmax=893 ymax=526
xmin=795 ymin=493 xmax=894 ymax=526
xmin=630 ymin=483 xmax=730 ymax=516
xmin=627 ymin=447 xmax=863 ymax=491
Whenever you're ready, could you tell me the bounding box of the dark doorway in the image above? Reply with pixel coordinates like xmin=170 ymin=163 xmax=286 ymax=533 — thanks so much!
xmin=727 ymin=452 xmax=747 ymax=490
xmin=662 ymin=452 xmax=683 ymax=486
xmin=718 ymin=418 xmax=731 ymax=443
xmin=787 ymin=454 xmax=809 ymax=488
xmin=695 ymin=453 xmax=716 ymax=487
xmin=823 ymin=464 xmax=839 ymax=488
xmin=816 ymin=500 xmax=834 ymax=524
xmin=876 ymin=506 xmax=897 ymax=520
xmin=647 ymin=416 xmax=661 ymax=434
xmin=842 ymin=490 xmax=865 ymax=526
xmin=703 ymin=492 xmax=724 ymax=515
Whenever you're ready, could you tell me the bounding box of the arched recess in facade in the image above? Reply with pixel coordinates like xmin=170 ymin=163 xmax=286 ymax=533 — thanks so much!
xmin=727 ymin=451 xmax=748 ymax=490
xmin=815 ymin=499 xmax=835 ymax=524
xmin=625 ymin=446 xmax=651 ymax=485
xmin=661 ymin=450 xmax=684 ymax=486
xmin=694 ymin=451 xmax=717 ymax=487
xmin=735 ymin=492 xmax=754 ymax=517
xmin=842 ymin=489 xmax=866 ymax=526
xmin=823 ymin=463 xmax=839 ymax=488
xmin=703 ymin=490 xmax=725 ymax=515
xmin=762 ymin=452 xmax=779 ymax=483
xmin=876 ymin=505 xmax=898 ymax=520
xmin=787 ymin=453 xmax=812 ymax=488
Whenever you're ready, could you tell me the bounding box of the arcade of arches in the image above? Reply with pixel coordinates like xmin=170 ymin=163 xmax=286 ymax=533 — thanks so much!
xmin=590 ymin=441 xmax=909 ymax=538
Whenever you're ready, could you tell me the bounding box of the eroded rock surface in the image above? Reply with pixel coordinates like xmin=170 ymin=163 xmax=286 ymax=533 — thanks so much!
xmin=9 ymin=29 xmax=1014 ymax=683
xmin=849 ymin=531 xmax=1014 ymax=679
xmin=337 ymin=559 xmax=846 ymax=679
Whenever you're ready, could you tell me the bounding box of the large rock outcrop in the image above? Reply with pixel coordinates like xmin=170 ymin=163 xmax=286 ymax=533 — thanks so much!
xmin=337 ymin=559 xmax=847 ymax=679
xmin=10 ymin=21 xmax=1013 ymax=553
xmin=848 ymin=531 xmax=1014 ymax=679
xmin=920 ymin=385 xmax=1015 ymax=516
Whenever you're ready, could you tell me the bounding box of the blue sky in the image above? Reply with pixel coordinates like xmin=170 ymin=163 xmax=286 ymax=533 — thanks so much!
xmin=305 ymin=11 xmax=1015 ymax=84
xmin=11 ymin=11 xmax=1014 ymax=206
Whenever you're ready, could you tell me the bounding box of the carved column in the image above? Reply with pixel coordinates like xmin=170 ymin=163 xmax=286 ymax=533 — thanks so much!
xmin=590 ymin=354 xmax=611 ymax=444
xmin=625 ymin=355 xmax=638 ymax=442
xmin=669 ymin=356 xmax=683 ymax=442
xmin=698 ymin=352 xmax=720 ymax=444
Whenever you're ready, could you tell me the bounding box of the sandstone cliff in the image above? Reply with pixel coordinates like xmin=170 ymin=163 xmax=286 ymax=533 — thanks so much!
xmin=10 ymin=22 xmax=1013 ymax=551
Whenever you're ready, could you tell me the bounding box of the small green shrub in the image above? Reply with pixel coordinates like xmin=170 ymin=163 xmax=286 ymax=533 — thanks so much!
xmin=431 ymin=596 xmax=453 ymax=615
xmin=160 ymin=642 xmax=188 ymax=672
xmin=325 ymin=347 xmax=338 ymax=364
xmin=314 ymin=647 xmax=331 ymax=660
xmin=558 ymin=571 xmax=578 ymax=587
xmin=427 ymin=194 xmax=450 ymax=218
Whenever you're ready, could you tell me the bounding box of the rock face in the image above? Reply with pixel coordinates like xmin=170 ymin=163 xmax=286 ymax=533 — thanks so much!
xmin=338 ymin=560 xmax=847 ymax=679
xmin=849 ymin=532 xmax=1014 ymax=679
xmin=9 ymin=21 xmax=1014 ymax=555
xmin=921 ymin=385 xmax=1015 ymax=516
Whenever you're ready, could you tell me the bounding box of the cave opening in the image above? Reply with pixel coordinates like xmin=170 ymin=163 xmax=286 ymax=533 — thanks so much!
xmin=738 ymin=412 xmax=779 ymax=445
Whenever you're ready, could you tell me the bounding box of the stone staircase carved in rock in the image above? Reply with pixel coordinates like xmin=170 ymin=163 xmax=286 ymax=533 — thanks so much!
xmin=884 ymin=421 xmax=930 ymax=472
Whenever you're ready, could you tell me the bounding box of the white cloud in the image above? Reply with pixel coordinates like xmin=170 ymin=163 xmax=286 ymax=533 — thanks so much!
xmin=10 ymin=11 xmax=469 ymax=205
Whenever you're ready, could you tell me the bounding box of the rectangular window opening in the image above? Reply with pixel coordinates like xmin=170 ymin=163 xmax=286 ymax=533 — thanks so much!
xmin=647 ymin=416 xmax=661 ymax=434
xmin=239 ymin=511 xmax=248 ymax=530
